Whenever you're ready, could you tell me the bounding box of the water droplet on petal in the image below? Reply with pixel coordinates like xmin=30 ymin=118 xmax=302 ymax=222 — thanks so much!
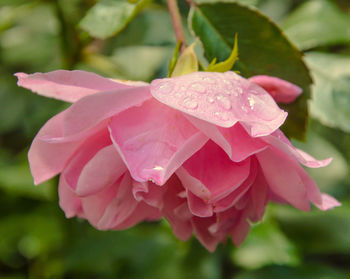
xmin=181 ymin=97 xmax=198 ymax=109
xmin=207 ymin=96 xmax=215 ymax=103
xmin=248 ymin=96 xmax=255 ymax=109
xmin=216 ymin=95 xmax=232 ymax=110
xmin=190 ymin=82 xmax=206 ymax=93
xmin=235 ymin=87 xmax=243 ymax=95
xmin=156 ymin=81 xmax=174 ymax=94
xmin=153 ymin=166 xmax=164 ymax=171
xmin=202 ymin=76 xmax=215 ymax=83
xmin=214 ymin=111 xmax=229 ymax=121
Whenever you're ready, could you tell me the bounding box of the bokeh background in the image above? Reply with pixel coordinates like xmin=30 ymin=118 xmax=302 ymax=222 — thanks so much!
xmin=1 ymin=0 xmax=350 ymax=278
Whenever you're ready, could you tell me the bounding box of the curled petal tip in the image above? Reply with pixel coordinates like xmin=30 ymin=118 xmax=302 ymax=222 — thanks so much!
xmin=249 ymin=75 xmax=302 ymax=104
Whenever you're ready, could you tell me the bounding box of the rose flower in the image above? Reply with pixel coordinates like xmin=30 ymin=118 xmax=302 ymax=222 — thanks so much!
xmin=16 ymin=70 xmax=340 ymax=251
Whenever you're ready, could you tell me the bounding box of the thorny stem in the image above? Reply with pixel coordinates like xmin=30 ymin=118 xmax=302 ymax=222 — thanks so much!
xmin=166 ymin=0 xmax=187 ymax=52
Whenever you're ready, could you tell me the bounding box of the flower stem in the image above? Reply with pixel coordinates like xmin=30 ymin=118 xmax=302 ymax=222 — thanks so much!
xmin=166 ymin=0 xmax=186 ymax=52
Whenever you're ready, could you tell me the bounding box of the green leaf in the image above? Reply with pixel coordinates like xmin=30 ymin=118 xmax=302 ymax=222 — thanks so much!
xmin=193 ymin=0 xmax=260 ymax=6
xmin=0 ymin=163 xmax=55 ymax=201
xmin=233 ymin=217 xmax=300 ymax=269
xmin=168 ymin=42 xmax=182 ymax=77
xmin=306 ymin=52 xmax=350 ymax=133
xmin=171 ymin=44 xmax=199 ymax=77
xmin=0 ymin=207 xmax=63 ymax=261
xmin=282 ymin=0 xmax=350 ymax=50
xmin=80 ymin=0 xmax=151 ymax=39
xmin=236 ymin=264 xmax=347 ymax=279
xmin=291 ymin=130 xmax=348 ymax=192
xmin=189 ymin=1 xmax=312 ymax=140
xmin=275 ymin=201 xmax=350 ymax=254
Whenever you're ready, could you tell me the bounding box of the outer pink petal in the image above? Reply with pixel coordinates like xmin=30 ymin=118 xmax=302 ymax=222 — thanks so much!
xmin=162 ymin=175 xmax=193 ymax=241
xmin=150 ymin=71 xmax=287 ymax=137
xmin=316 ymin=194 xmax=341 ymax=210
xmin=15 ymin=70 xmax=133 ymax=103
xmin=213 ymin=158 xmax=258 ymax=213
xmin=58 ymin=175 xmax=84 ymax=218
xmin=28 ymin=111 xmax=81 ymax=184
xmin=132 ymin=180 xmax=165 ymax=209
xmin=257 ymin=148 xmax=310 ymax=211
xmin=263 ymin=130 xmax=332 ymax=168
xmin=249 ymin=167 xmax=269 ymax=222
xmin=96 ymin=173 xmax=138 ymax=230
xmin=297 ymin=166 xmax=341 ymax=211
xmin=109 ymin=99 xmax=208 ymax=185
xmin=62 ymin=129 xmax=111 ymax=190
xmin=81 ymin=180 xmax=119 ymax=227
xmin=76 ymin=145 xmax=127 ymax=197
xmin=230 ymin=213 xmax=250 ymax=246
xmin=192 ymin=216 xmax=220 ymax=252
xmin=111 ymin=202 xmax=162 ymax=230
xmin=187 ymin=190 xmax=213 ymax=217
xmin=249 ymin=75 xmax=302 ymax=104
xmin=186 ymin=117 xmax=268 ymax=162
xmin=60 ymin=86 xmax=152 ymax=140
xmin=178 ymin=140 xmax=251 ymax=202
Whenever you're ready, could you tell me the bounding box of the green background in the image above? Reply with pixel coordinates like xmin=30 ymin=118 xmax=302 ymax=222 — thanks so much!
xmin=0 ymin=0 xmax=350 ymax=278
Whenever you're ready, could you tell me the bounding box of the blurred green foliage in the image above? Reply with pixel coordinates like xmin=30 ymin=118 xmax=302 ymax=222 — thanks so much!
xmin=0 ymin=0 xmax=350 ymax=278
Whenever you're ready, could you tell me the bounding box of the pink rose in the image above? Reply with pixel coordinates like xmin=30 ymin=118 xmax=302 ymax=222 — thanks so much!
xmin=16 ymin=70 xmax=340 ymax=251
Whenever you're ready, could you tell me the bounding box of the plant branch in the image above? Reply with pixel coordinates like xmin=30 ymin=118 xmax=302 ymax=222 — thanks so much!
xmin=166 ymin=0 xmax=186 ymax=52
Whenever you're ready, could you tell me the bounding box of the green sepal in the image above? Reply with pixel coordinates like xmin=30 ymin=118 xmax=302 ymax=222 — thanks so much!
xmin=171 ymin=43 xmax=199 ymax=77
xmin=206 ymin=33 xmax=238 ymax=72
xmin=167 ymin=41 xmax=182 ymax=77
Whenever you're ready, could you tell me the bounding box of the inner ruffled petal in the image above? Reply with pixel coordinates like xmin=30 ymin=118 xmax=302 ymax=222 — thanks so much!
xmin=178 ymin=140 xmax=251 ymax=202
xmin=109 ymin=98 xmax=208 ymax=185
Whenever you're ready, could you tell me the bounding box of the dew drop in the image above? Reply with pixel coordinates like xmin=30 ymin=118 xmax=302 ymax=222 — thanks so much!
xmin=153 ymin=166 xmax=164 ymax=171
xmin=216 ymin=95 xmax=232 ymax=110
xmin=202 ymin=76 xmax=215 ymax=83
xmin=214 ymin=111 xmax=229 ymax=121
xmin=190 ymin=82 xmax=206 ymax=93
xmin=207 ymin=96 xmax=215 ymax=103
xmin=181 ymin=97 xmax=198 ymax=109
xmin=235 ymin=87 xmax=243 ymax=95
xmin=156 ymin=81 xmax=173 ymax=94
xmin=248 ymin=96 xmax=255 ymax=109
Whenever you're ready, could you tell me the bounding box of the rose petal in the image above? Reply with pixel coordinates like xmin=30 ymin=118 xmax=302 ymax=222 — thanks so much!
xmin=58 ymin=175 xmax=83 ymax=218
xmin=28 ymin=111 xmax=81 ymax=184
xmin=150 ymin=71 xmax=287 ymax=136
xmin=97 ymin=173 xmax=138 ymax=230
xmin=257 ymin=148 xmax=310 ymax=211
xmin=177 ymin=140 xmax=251 ymax=202
xmin=162 ymin=175 xmax=193 ymax=241
xmin=231 ymin=213 xmax=250 ymax=246
xmin=15 ymin=70 xmax=136 ymax=102
xmin=192 ymin=216 xmax=220 ymax=252
xmin=132 ymin=180 xmax=165 ymax=209
xmin=263 ymin=130 xmax=332 ymax=168
xmin=109 ymin=99 xmax=208 ymax=185
xmin=81 ymin=180 xmax=120 ymax=227
xmin=62 ymin=129 xmax=112 ymax=190
xmin=249 ymin=75 xmax=302 ymax=104
xmin=213 ymin=158 xmax=258 ymax=212
xmin=76 ymin=145 xmax=127 ymax=197
xmin=186 ymin=117 xmax=268 ymax=162
xmin=187 ymin=190 xmax=213 ymax=217
xmin=249 ymin=166 xmax=269 ymax=221
xmin=60 ymin=86 xmax=152 ymax=139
